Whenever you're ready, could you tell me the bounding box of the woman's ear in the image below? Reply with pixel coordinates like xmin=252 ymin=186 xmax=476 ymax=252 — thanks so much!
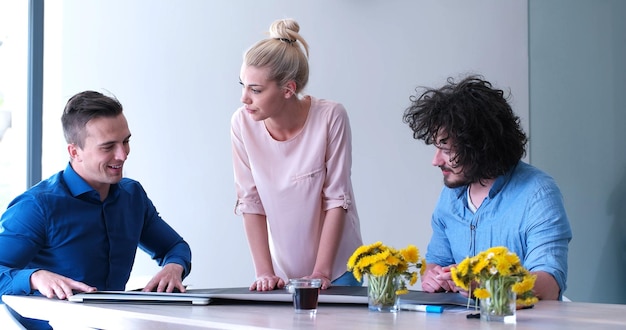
xmin=283 ymin=80 xmax=297 ymax=98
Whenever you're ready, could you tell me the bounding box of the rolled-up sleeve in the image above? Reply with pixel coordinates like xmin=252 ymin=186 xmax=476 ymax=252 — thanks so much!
xmin=425 ymin=189 xmax=457 ymax=266
xmin=230 ymin=110 xmax=265 ymax=216
xmin=524 ymin=184 xmax=572 ymax=293
xmin=322 ymin=105 xmax=353 ymax=212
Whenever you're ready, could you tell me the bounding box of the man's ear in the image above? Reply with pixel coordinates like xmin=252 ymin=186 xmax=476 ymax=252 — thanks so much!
xmin=67 ymin=143 xmax=79 ymax=161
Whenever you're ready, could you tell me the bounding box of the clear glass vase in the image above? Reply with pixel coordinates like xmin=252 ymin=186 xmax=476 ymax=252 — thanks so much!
xmin=367 ymin=273 xmax=399 ymax=312
xmin=479 ymin=278 xmax=517 ymax=324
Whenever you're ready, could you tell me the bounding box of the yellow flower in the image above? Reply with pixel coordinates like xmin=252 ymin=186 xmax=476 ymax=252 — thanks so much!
xmin=401 ymin=245 xmax=419 ymax=263
xmin=450 ymin=267 xmax=469 ymax=291
xmin=486 ymin=246 xmax=508 ymax=256
xmin=472 ymin=257 xmax=489 ymax=275
xmin=517 ymin=296 xmax=539 ymax=306
xmin=495 ymin=256 xmax=511 ymax=276
xmin=373 ymin=249 xmax=390 ymax=264
xmin=473 ymin=288 xmax=491 ymax=299
xmin=409 ymin=272 xmax=418 ymax=286
xmin=396 ymin=263 xmax=408 ymax=273
xmin=356 ymin=255 xmax=373 ymax=270
xmin=451 ymin=246 xmax=538 ymax=308
xmin=386 ymin=255 xmax=401 ymax=266
xmin=456 ymin=258 xmax=470 ymax=273
xmin=353 ymin=269 xmax=363 ymax=282
xmin=347 ymin=245 xmax=370 ymax=269
xmin=512 ymin=274 xmax=536 ymax=294
xmin=370 ymin=262 xmax=389 ymax=276
xmin=347 ymin=241 xmax=424 ymax=296
xmin=505 ymin=252 xmax=520 ymax=266
xmin=396 ymin=288 xmax=409 ymax=295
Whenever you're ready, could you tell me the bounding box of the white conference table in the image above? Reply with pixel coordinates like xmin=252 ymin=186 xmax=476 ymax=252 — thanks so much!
xmin=3 ymin=294 xmax=626 ymax=329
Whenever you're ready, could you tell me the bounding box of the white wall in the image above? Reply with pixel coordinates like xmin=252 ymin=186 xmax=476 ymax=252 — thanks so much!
xmin=41 ymin=0 xmax=528 ymax=290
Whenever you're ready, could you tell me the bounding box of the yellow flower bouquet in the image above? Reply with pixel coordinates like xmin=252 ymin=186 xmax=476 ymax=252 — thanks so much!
xmin=347 ymin=241 xmax=425 ymax=311
xmin=451 ymin=246 xmax=538 ymax=320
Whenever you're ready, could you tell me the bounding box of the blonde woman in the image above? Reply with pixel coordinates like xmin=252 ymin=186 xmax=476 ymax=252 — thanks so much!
xmin=231 ymin=18 xmax=363 ymax=291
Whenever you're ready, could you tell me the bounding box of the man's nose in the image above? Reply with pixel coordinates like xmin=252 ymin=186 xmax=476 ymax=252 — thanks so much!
xmin=432 ymin=149 xmax=444 ymax=167
xmin=115 ymin=145 xmax=128 ymax=160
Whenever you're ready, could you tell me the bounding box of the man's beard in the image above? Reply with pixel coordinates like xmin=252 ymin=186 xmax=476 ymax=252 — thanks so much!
xmin=441 ymin=166 xmax=469 ymax=188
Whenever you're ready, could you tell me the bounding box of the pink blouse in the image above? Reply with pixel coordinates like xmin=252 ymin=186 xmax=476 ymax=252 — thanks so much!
xmin=231 ymin=96 xmax=363 ymax=281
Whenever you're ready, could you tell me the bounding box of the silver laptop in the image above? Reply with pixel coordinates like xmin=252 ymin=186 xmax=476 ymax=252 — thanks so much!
xmin=68 ymin=291 xmax=211 ymax=305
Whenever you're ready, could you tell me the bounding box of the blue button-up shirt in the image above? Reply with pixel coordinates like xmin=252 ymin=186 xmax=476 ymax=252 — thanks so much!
xmin=0 ymin=163 xmax=192 ymax=296
xmin=425 ymin=161 xmax=572 ymax=293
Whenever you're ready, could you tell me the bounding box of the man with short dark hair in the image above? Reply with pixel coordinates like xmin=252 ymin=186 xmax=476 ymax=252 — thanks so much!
xmin=0 ymin=91 xmax=192 ymax=328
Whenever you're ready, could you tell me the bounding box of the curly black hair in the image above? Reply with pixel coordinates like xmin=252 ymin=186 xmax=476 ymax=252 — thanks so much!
xmin=402 ymin=75 xmax=527 ymax=184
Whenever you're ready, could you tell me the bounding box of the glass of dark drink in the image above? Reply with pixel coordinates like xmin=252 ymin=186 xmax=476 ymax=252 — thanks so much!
xmin=286 ymin=278 xmax=322 ymax=314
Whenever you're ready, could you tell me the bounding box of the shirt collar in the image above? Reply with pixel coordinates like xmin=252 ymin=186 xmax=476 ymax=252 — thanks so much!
xmin=451 ymin=161 xmax=520 ymax=200
xmin=488 ymin=161 xmax=520 ymax=198
xmin=61 ymin=162 xmax=120 ymax=200
xmin=62 ymin=162 xmax=94 ymax=197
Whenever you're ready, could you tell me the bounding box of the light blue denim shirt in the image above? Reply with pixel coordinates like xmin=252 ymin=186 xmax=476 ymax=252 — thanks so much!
xmin=425 ymin=161 xmax=572 ymax=294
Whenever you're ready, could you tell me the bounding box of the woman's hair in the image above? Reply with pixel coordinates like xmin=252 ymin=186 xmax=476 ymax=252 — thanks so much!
xmin=402 ymin=75 xmax=528 ymax=183
xmin=61 ymin=90 xmax=123 ymax=148
xmin=244 ymin=18 xmax=310 ymax=94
